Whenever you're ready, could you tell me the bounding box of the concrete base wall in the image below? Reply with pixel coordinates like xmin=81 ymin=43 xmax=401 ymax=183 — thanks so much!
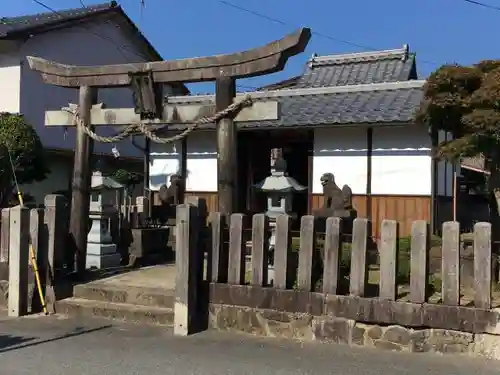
xmin=209 ymin=304 xmax=500 ymax=360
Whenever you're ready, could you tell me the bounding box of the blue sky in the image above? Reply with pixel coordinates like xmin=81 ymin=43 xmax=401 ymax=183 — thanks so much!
xmin=2 ymin=0 xmax=499 ymax=93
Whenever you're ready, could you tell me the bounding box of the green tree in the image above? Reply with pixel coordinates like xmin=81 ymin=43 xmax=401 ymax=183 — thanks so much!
xmin=111 ymin=168 xmax=142 ymax=193
xmin=0 ymin=113 xmax=48 ymax=207
xmin=415 ymin=60 xmax=500 ymax=219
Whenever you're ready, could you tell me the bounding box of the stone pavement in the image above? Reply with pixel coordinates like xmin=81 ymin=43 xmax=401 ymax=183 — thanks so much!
xmin=0 ymin=313 xmax=498 ymax=375
xmin=88 ymin=264 xmax=177 ymax=289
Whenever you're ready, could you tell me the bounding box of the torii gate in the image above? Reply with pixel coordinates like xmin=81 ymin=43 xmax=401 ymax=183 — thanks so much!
xmin=27 ymin=28 xmax=311 ymax=276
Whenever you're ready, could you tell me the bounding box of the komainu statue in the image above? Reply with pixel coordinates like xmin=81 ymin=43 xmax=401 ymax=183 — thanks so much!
xmin=342 ymin=184 xmax=353 ymax=210
xmin=157 ymin=174 xmax=184 ymax=222
xmin=314 ymin=173 xmax=357 ymax=219
xmin=159 ymin=174 xmax=183 ymax=206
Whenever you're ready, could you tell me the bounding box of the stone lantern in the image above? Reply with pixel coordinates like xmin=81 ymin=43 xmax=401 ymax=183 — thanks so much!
xmin=86 ymin=170 xmax=124 ymax=269
xmin=254 ymin=152 xmax=307 ymax=248
xmin=254 ymin=155 xmax=307 ymax=220
xmin=254 ymin=152 xmax=306 ymax=284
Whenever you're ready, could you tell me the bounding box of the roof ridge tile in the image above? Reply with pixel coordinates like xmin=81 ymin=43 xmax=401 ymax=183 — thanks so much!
xmin=308 ymin=45 xmax=410 ymax=67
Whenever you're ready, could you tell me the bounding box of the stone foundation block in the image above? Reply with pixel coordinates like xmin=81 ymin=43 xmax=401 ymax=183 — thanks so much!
xmin=209 ymin=303 xmax=500 ymax=360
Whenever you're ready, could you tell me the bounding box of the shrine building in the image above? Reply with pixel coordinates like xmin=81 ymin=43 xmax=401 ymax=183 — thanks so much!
xmin=149 ymin=45 xmax=456 ymax=236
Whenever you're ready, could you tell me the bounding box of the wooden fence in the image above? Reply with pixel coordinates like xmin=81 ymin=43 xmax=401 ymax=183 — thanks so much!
xmin=174 ymin=202 xmax=499 ymax=335
xmin=209 ymin=213 xmax=493 ymax=308
xmin=0 ymin=195 xmax=69 ymax=316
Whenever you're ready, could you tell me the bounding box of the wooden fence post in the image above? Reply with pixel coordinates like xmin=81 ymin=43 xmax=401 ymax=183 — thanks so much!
xmin=409 ymin=220 xmax=428 ymax=303
xmin=322 ymin=217 xmax=342 ymax=295
xmin=474 ymin=222 xmax=492 ymax=309
xmin=228 ymin=213 xmax=245 ymax=285
xmin=0 ymin=208 xmax=10 ymax=280
xmin=209 ymin=212 xmax=228 ymax=283
xmin=379 ymin=219 xmax=398 ymax=301
xmin=273 ymin=214 xmax=291 ymax=289
xmin=0 ymin=208 xmax=10 ymax=264
xmin=297 ymin=215 xmax=315 ymax=291
xmin=251 ymin=214 xmax=269 ymax=286
xmin=350 ymin=218 xmax=369 ymax=296
xmin=174 ymin=203 xmax=201 ymax=336
xmin=441 ymin=221 xmax=460 ymax=306
xmin=8 ymin=206 xmax=29 ymax=317
xmin=44 ymin=194 xmax=67 ymax=313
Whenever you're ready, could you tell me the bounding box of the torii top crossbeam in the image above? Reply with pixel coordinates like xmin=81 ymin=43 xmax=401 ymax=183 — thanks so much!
xmin=27 ymin=28 xmax=311 ymax=87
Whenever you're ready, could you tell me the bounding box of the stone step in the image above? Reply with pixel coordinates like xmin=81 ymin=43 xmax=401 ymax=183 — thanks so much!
xmin=56 ymin=297 xmax=175 ymax=326
xmin=73 ymin=283 xmax=174 ymax=308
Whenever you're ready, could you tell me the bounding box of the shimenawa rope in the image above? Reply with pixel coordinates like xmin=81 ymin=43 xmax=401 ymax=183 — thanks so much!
xmin=61 ymin=95 xmax=253 ymax=144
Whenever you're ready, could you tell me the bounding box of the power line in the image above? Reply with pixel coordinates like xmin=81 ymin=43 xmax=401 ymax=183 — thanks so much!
xmin=219 ymin=0 xmax=373 ymax=51
xmin=33 ymin=0 xmax=258 ymax=93
xmin=462 ymin=0 xmax=500 ymax=11
xmin=218 ymin=0 xmax=441 ymax=67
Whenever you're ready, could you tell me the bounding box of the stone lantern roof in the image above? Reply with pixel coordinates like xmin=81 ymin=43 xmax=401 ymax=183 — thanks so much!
xmin=91 ymin=170 xmax=124 ymax=191
xmin=253 ymin=156 xmax=307 ymax=193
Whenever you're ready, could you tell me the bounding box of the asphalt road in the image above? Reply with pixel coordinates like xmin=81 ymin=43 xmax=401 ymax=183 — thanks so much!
xmin=0 ymin=313 xmax=498 ymax=375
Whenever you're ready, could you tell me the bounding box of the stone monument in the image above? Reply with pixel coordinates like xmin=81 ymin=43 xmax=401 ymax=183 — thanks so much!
xmin=86 ymin=170 xmax=124 ymax=269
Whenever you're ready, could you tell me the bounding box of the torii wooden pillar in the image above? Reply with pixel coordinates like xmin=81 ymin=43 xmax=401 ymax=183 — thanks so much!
xmin=27 ymin=28 xmax=311 ymax=276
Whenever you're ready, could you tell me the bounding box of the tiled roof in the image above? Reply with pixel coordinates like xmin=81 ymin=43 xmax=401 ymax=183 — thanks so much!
xmin=259 ymin=45 xmax=417 ymax=91
xmin=228 ymin=45 xmax=423 ymax=128
xmin=257 ymin=76 xmax=301 ymax=91
xmin=0 ymin=2 xmax=117 ymax=38
xmin=244 ymin=81 xmax=423 ymax=128
xmin=298 ymin=46 xmax=417 ymax=87
xmin=165 ymin=80 xmax=425 ymax=130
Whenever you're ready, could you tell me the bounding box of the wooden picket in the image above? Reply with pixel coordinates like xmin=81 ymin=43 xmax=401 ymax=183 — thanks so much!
xmin=206 ymin=211 xmax=493 ymax=309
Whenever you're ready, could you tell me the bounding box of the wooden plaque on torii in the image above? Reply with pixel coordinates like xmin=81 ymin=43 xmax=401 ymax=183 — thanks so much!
xmin=27 ymin=28 xmax=311 ymax=276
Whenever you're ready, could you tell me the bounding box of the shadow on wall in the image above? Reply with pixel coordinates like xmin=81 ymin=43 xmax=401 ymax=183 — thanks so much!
xmin=150 ymin=170 xmax=191 ymax=190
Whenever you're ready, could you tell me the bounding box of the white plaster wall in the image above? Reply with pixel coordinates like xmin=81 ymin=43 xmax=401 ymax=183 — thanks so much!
xmin=150 ymin=131 xmax=217 ymax=192
xmin=371 ymin=125 xmax=432 ymax=195
xmin=313 ymin=125 xmax=434 ymax=196
xmin=0 ymin=51 xmax=21 ymax=113
xmin=17 ymin=19 xmax=157 ymax=157
xmin=149 ymin=124 xmax=450 ymax=198
xmin=313 ymin=127 xmax=367 ymax=194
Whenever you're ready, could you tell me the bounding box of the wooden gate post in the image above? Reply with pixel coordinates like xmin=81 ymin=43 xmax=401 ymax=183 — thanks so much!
xmin=216 ymin=77 xmax=237 ymax=215
xmin=71 ymin=86 xmax=98 ymax=276
xmin=8 ymin=206 xmax=29 ymax=317
xmin=174 ymin=203 xmax=200 ymax=336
